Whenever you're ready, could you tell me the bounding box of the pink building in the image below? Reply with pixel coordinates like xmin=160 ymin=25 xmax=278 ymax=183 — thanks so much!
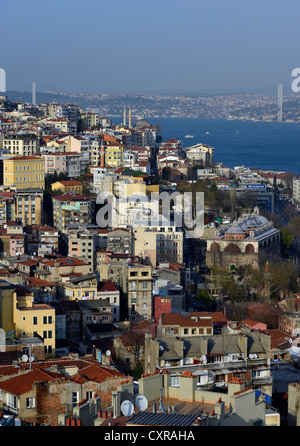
xmin=241 ymin=318 xmax=267 ymax=331
xmin=10 ymin=234 xmax=25 ymax=257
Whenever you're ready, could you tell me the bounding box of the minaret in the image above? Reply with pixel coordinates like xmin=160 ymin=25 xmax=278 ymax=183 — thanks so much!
xmin=123 ymin=106 xmax=126 ymax=126
xmin=100 ymin=143 xmax=105 ymax=168
xmin=128 ymin=108 xmax=132 ymax=128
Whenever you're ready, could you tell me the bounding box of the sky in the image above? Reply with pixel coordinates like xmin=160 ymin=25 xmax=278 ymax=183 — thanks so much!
xmin=1 ymin=0 xmax=300 ymax=95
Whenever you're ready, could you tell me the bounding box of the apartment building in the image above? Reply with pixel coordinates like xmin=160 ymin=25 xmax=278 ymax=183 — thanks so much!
xmin=15 ymin=189 xmax=43 ymax=226
xmin=107 ymin=228 xmax=133 ymax=254
xmin=3 ymin=156 xmax=45 ymax=190
xmin=52 ymin=193 xmax=95 ymax=232
xmin=127 ymin=263 xmax=153 ymax=322
xmin=68 ymin=230 xmax=98 ymax=272
xmin=42 ymin=152 xmax=81 ymax=178
xmin=57 ymin=274 xmax=98 ymax=301
xmin=34 ymin=257 xmax=91 ymax=282
xmin=3 ymin=134 xmax=40 ymax=156
xmin=293 ymin=177 xmax=300 ymax=204
xmin=185 ymin=143 xmax=214 ymax=166
xmin=98 ymin=281 xmax=120 ymax=322
xmin=0 ymin=281 xmax=55 ymax=357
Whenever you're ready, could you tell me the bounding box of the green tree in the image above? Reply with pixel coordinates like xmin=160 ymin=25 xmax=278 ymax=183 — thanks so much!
xmin=281 ymin=228 xmax=294 ymax=257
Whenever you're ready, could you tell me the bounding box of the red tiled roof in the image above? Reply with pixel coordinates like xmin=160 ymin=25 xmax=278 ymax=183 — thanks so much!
xmin=241 ymin=318 xmax=264 ymax=327
xmin=0 ymin=369 xmax=61 ymax=395
xmin=40 ymin=257 xmax=89 ymax=267
xmin=98 ymin=281 xmax=117 ymax=292
xmin=52 ymin=193 xmax=91 ymax=202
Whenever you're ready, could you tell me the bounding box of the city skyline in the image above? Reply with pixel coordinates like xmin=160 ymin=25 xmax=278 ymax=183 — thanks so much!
xmin=2 ymin=0 xmax=300 ymax=95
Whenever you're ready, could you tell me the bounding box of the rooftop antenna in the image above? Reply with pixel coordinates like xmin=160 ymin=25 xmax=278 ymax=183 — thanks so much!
xmin=120 ymin=400 xmax=134 ymax=417
xmin=32 ymin=81 xmax=36 ymax=106
xmin=135 ymin=395 xmax=148 ymax=411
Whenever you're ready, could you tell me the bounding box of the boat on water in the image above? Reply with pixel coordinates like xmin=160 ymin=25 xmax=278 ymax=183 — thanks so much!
xmin=184 ymin=134 xmax=194 ymax=138
xmin=205 ymin=131 xmax=210 ymax=134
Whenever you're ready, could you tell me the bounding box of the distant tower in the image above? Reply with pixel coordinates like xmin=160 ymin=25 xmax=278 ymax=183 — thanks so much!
xmin=278 ymin=83 xmax=282 ymax=122
xmin=32 ymin=81 xmax=36 ymax=106
xmin=123 ymin=106 xmax=126 ymax=126
xmin=128 ymin=108 xmax=132 ymax=128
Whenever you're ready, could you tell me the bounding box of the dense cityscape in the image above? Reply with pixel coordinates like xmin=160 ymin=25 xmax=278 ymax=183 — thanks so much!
xmin=0 ymin=90 xmax=300 ymax=432
xmin=7 ymin=88 xmax=300 ymax=122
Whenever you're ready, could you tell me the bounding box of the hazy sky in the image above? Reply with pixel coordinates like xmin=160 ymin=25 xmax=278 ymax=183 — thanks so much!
xmin=2 ymin=0 xmax=300 ymax=94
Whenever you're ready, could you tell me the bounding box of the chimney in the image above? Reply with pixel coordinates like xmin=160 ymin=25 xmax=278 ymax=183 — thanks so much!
xmin=112 ymin=393 xmax=117 ymax=419
xmin=152 ymin=402 xmax=157 ymax=413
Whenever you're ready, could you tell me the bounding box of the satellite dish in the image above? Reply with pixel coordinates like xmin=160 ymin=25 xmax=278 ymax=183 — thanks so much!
xmin=159 ymin=345 xmax=164 ymax=351
xmin=135 ymin=395 xmax=148 ymax=411
xmin=249 ymin=354 xmax=253 ymax=359
xmin=121 ymin=400 xmax=134 ymax=417
xmin=201 ymin=354 xmax=207 ymax=364
xmin=29 ymin=356 xmax=34 ymax=363
xmin=253 ymin=354 xmax=257 ymax=359
xmin=22 ymin=354 xmax=28 ymax=363
xmin=289 ymin=338 xmax=293 ymax=344
xmin=106 ymin=350 xmax=111 ymax=356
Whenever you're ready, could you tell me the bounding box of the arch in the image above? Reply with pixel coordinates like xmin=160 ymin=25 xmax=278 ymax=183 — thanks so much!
xmin=224 ymin=243 xmax=241 ymax=253
xmin=245 ymin=243 xmax=255 ymax=253
xmin=211 ymin=242 xmax=220 ymax=252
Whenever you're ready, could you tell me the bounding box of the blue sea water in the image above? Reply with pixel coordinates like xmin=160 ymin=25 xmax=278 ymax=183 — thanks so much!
xmin=152 ymin=118 xmax=300 ymax=175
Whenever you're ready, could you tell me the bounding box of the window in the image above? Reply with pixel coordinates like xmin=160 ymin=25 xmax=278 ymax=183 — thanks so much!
xmin=33 ymin=316 xmax=37 ymax=325
xmin=6 ymin=393 xmax=17 ymax=410
xmin=72 ymin=392 xmax=79 ymax=407
xmin=26 ymin=397 xmax=35 ymax=408
xmin=43 ymin=316 xmax=47 ymax=324
xmin=43 ymin=331 xmax=47 ymax=339
xmin=86 ymin=391 xmax=93 ymax=401
xmin=170 ymin=375 xmax=179 ymax=387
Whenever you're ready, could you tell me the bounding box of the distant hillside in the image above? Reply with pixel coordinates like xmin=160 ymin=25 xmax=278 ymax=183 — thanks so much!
xmin=6 ymin=90 xmax=80 ymax=105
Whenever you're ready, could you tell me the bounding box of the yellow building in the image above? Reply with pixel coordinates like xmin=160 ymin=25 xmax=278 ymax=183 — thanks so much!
xmin=58 ymin=276 xmax=97 ymax=300
xmin=15 ymin=190 xmax=43 ymax=226
xmin=15 ymin=298 xmax=55 ymax=357
xmin=51 ymin=180 xmax=83 ymax=194
xmin=3 ymin=156 xmax=45 ymax=190
xmin=105 ymin=145 xmax=123 ymax=168
xmin=0 ymin=281 xmax=55 ymax=357
xmin=0 ymin=281 xmax=17 ymax=334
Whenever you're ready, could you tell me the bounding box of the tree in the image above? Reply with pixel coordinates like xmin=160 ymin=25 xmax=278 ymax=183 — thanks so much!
xmin=162 ymin=166 xmax=172 ymax=182
xmin=281 ymin=228 xmax=294 ymax=257
xmin=287 ymin=216 xmax=300 ymax=239
xmin=195 ymin=289 xmax=216 ymax=311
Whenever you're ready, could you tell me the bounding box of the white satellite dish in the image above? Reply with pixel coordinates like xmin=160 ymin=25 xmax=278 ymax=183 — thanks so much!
xmin=159 ymin=345 xmax=164 ymax=351
xmin=253 ymin=354 xmax=257 ymax=359
xmin=106 ymin=350 xmax=111 ymax=356
xmin=249 ymin=354 xmax=253 ymax=359
xmin=121 ymin=400 xmax=134 ymax=417
xmin=289 ymin=338 xmax=293 ymax=344
xmin=135 ymin=395 xmax=148 ymax=411
xmin=22 ymin=354 xmax=28 ymax=363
